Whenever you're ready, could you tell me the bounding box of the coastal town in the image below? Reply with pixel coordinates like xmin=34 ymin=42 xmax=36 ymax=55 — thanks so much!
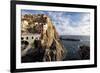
xmin=21 ymin=14 xmax=90 ymax=62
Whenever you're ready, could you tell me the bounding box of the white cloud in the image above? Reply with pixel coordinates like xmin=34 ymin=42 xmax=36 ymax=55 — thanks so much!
xmin=22 ymin=10 xmax=90 ymax=36
xmin=54 ymin=13 xmax=90 ymax=36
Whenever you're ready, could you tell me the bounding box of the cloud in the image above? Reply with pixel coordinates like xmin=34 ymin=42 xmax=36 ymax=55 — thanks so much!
xmin=52 ymin=13 xmax=90 ymax=36
xmin=22 ymin=10 xmax=90 ymax=36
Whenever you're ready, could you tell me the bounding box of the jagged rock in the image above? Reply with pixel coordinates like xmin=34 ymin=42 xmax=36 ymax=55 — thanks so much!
xmin=78 ymin=45 xmax=90 ymax=59
xmin=21 ymin=14 xmax=65 ymax=62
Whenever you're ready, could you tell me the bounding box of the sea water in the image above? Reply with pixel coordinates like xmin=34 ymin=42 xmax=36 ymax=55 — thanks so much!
xmin=60 ymin=35 xmax=90 ymax=60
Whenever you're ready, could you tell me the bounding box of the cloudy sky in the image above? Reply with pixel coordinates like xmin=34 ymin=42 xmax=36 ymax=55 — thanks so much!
xmin=21 ymin=9 xmax=90 ymax=36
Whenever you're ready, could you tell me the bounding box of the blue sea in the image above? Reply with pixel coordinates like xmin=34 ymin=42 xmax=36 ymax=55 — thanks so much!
xmin=60 ymin=35 xmax=90 ymax=60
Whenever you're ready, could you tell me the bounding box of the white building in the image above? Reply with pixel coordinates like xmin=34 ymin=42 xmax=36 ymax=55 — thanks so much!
xmin=21 ymin=33 xmax=40 ymax=44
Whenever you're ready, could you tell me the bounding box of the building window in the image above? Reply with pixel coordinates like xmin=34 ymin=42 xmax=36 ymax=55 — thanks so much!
xmin=26 ymin=37 xmax=28 ymax=40
xmin=21 ymin=37 xmax=24 ymax=40
xmin=32 ymin=36 xmax=34 ymax=39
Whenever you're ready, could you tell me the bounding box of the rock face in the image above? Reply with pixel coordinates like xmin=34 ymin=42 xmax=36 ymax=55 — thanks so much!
xmin=21 ymin=14 xmax=65 ymax=62
xmin=78 ymin=45 xmax=90 ymax=59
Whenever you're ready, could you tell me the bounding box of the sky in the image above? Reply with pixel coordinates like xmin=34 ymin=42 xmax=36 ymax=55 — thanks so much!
xmin=21 ymin=9 xmax=90 ymax=36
